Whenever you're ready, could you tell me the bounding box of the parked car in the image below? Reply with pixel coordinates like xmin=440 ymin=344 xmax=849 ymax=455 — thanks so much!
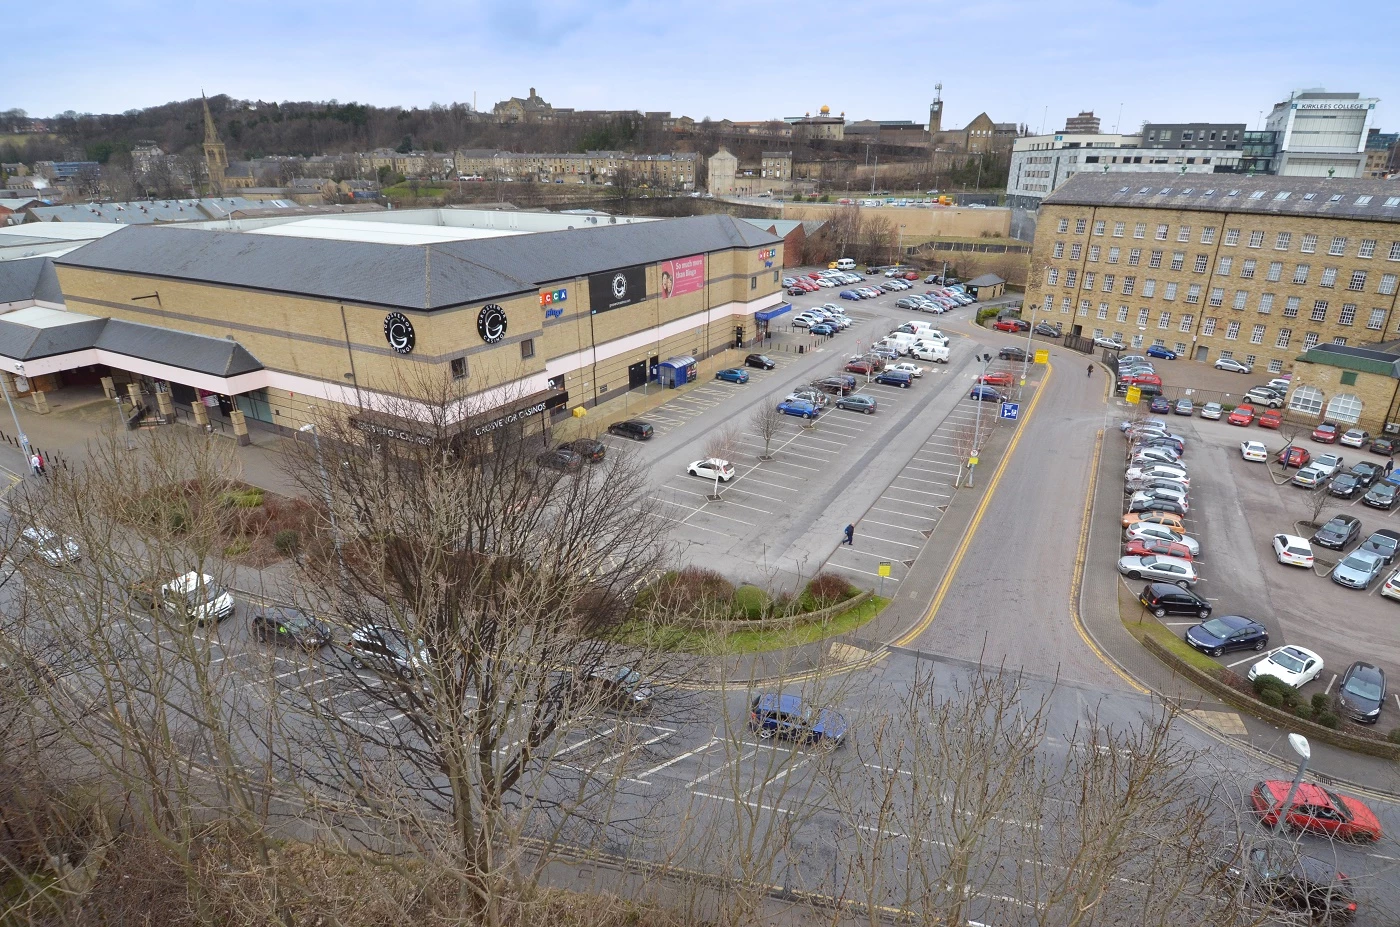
xmin=1337 ymin=662 xmax=1386 ymax=724
xmin=567 ymin=437 xmax=606 ymax=463
xmin=887 ymin=362 xmax=924 ymax=378
xmin=1123 ymin=537 xmax=1195 ymax=561
xmin=776 ymin=398 xmax=822 ymax=419
xmin=1291 ymin=465 xmax=1328 ymax=488
xmin=1370 ymin=436 xmax=1396 ymax=455
xmin=160 ymin=572 xmax=235 ymax=625
xmin=1148 ymin=396 xmax=1172 ymax=414
xmin=1243 ymin=386 xmax=1285 ymax=408
xmin=978 ymin=371 xmax=1014 ymax=387
xmin=607 ymin=420 xmax=653 ymax=441
xmin=1094 ymin=336 xmax=1126 ymax=350
xmin=1227 ymin=404 xmax=1257 ymax=426
xmin=1363 ymin=481 xmax=1397 ymax=510
xmin=1033 ymin=322 xmax=1061 ymax=337
xmin=1359 ymin=529 xmax=1400 ymax=564
xmin=1329 ymin=472 xmax=1362 ymax=498
xmin=969 ymin=385 xmax=1003 ymax=403
xmin=1118 ymin=554 xmax=1197 ymax=586
xmin=874 ymin=370 xmax=913 ymax=388
xmin=1121 ymin=510 xmax=1186 ymax=532
xmin=714 ymin=367 xmax=749 ymax=384
xmin=1312 ymin=453 xmax=1344 ymax=478
xmin=1332 ymin=550 xmax=1385 ymax=589
xmin=1125 ymin=464 xmax=1190 ymax=487
xmin=749 ymin=693 xmax=847 ymax=746
xmin=1125 ymin=522 xmax=1200 ymax=556
xmin=687 ymin=458 xmax=736 ymax=481
xmin=1339 ymin=428 xmax=1371 ymax=448
xmin=537 ymin=447 xmax=584 ymax=472
xmin=1240 ymin=441 xmax=1269 ymax=462
xmin=814 ymin=375 xmax=856 ymax=395
xmin=1131 ymin=447 xmax=1183 ymax=467
xmin=1214 ymin=357 xmax=1253 ymax=373
xmin=998 ymin=346 xmax=1029 ymax=361
xmin=578 ymin=666 xmax=654 ymax=711
xmin=349 ymin=624 xmax=430 ymax=680
xmin=809 ymin=323 xmax=836 ymax=336
xmin=1126 ymin=496 xmax=1186 ymax=517
xmin=1250 ymin=781 xmax=1382 ymax=841
xmin=1256 ymin=408 xmax=1283 ymax=429
xmin=744 ymin=353 xmax=776 ymax=370
xmin=1349 ymin=461 xmax=1382 ymax=487
xmin=1272 ymin=534 xmax=1315 ymax=568
xmin=1184 ymin=614 xmax=1268 ymax=656
xmin=1383 ymin=569 xmax=1400 ymax=602
xmin=1276 ymin=446 xmax=1311 ymax=468
xmin=18 ymin=526 xmax=80 ymax=566
xmin=1200 ymin=402 xmax=1223 ymax=420
xmin=992 ymin=318 xmax=1026 ymax=332
xmin=912 ymin=343 xmax=949 ymax=363
xmin=1312 ymin=514 xmax=1362 ymax=550
xmin=835 ymin=394 xmax=877 ymax=414
xmin=844 ymin=360 xmax=875 ymax=375
xmin=839 ymin=290 xmax=861 ymax=300
xmin=250 ymin=606 xmax=332 ymax=650
xmin=1212 ymin=842 xmax=1359 ymax=924
xmin=1173 ymin=399 xmax=1194 ymax=416
xmin=1312 ymin=422 xmax=1340 ymax=443
xmin=1145 ymin=344 xmax=1178 ymax=360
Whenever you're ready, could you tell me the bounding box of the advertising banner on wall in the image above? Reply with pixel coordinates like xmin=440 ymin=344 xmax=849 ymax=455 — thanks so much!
xmin=588 ymin=265 xmax=647 ymax=315
xmin=661 ymin=254 xmax=705 ymax=299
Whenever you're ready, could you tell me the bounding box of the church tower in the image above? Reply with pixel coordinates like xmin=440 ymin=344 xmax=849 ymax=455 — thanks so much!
xmin=201 ymin=92 xmax=227 ymax=194
xmin=928 ymin=83 xmax=944 ymax=136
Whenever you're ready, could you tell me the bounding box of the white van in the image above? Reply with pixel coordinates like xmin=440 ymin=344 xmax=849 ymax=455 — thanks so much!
xmin=912 ymin=342 xmax=950 ymax=364
xmin=916 ymin=329 xmax=949 ymax=345
xmin=904 ymin=320 xmax=934 ymax=335
xmin=835 ymin=258 xmax=857 ymax=271
xmin=885 ymin=332 xmax=919 ymax=353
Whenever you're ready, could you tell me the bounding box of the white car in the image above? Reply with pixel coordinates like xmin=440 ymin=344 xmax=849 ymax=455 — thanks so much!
xmin=1200 ymin=402 xmax=1223 ymax=420
xmin=1266 ymin=377 xmax=1292 ymax=391
xmin=1130 ymin=447 xmax=1182 ymax=468
xmin=887 ymin=362 xmax=925 ymax=378
xmin=912 ymin=344 xmax=949 ymax=363
xmin=161 ymin=571 xmax=235 ymax=625
xmin=1240 ymin=441 xmax=1268 ymax=462
xmin=783 ymin=390 xmax=828 ymax=407
xmin=1214 ymin=357 xmax=1253 ymax=374
xmin=1272 ymin=534 xmax=1315 ymax=568
xmin=816 ymin=278 xmax=836 ymax=288
xmin=686 ymin=458 xmax=735 ymax=482
xmin=1248 ymin=645 xmax=1324 ymax=688
xmin=1339 ymin=429 xmax=1370 ymax=448
xmin=1124 ymin=465 xmax=1190 ymax=487
xmin=1124 ymin=522 xmax=1200 ymax=556
xmin=1129 ymin=487 xmax=1189 ymax=511
xmin=1382 ymin=569 xmax=1400 ymax=602
xmin=1312 ymin=453 xmax=1344 ymax=478
xmin=1094 ymin=337 xmax=1126 ymax=350
xmin=19 ymin=525 xmax=81 ymax=566
xmin=1117 ymin=554 xmax=1197 ymax=587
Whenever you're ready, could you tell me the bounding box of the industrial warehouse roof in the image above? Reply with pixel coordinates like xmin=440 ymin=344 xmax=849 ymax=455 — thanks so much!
xmin=1042 ymin=173 xmax=1400 ymax=223
xmin=0 ymin=257 xmax=62 ymax=305
xmin=54 ymin=213 xmax=781 ymax=311
xmin=0 ymin=306 xmax=263 ymax=376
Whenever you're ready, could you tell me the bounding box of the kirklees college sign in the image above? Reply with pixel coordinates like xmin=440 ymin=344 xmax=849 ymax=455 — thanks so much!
xmin=1294 ymin=102 xmax=1373 ymax=110
xmin=588 ymin=265 xmax=647 ymax=315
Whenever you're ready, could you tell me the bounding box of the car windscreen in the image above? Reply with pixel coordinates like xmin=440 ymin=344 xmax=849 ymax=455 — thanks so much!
xmin=1272 ymin=651 xmax=1306 ymax=673
xmin=1198 ymin=618 xmax=1235 ymax=638
xmin=1343 ymin=674 xmax=1383 ymax=702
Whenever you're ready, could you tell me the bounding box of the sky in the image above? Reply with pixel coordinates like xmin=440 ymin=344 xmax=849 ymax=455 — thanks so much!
xmin=10 ymin=0 xmax=1399 ymax=136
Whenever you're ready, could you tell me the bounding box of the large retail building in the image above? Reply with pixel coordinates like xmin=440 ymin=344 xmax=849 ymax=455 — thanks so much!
xmin=0 ymin=209 xmax=786 ymax=443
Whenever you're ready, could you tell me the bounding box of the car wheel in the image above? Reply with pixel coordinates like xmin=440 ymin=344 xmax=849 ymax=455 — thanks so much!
xmin=1253 ymin=639 xmax=1267 ymax=651
xmin=1153 ymin=607 xmax=1167 ymax=618
xmin=398 ymin=666 xmax=414 ymax=681
xmin=350 ymin=655 xmax=365 ymax=669
xmin=1176 ymin=580 xmax=1190 ymax=589
xmin=901 ymin=382 xmax=909 ymax=389
xmin=866 ymin=409 xmax=874 ymax=415
xmin=1198 ymin=608 xmax=1210 ymax=619
xmin=1210 ymin=646 xmax=1224 ymax=657
xmin=1128 ymin=571 xmax=1142 ymax=580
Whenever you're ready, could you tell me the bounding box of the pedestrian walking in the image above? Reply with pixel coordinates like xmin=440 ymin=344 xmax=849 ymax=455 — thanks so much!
xmin=1086 ymin=363 xmax=1094 ymax=378
xmin=29 ymin=452 xmax=41 ymax=477
xmin=843 ymin=524 xmax=855 ymax=546
xmin=35 ymin=451 xmax=45 ymax=476
xmin=1386 ymin=459 xmax=1394 ymax=477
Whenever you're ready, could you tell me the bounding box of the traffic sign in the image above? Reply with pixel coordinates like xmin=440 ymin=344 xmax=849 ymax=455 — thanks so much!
xmin=1125 ymin=386 xmax=1142 ymax=404
xmin=999 ymin=401 xmax=1020 ymax=420
xmin=968 ymin=455 xmax=979 ymax=466
xmin=1034 ymin=349 xmax=1049 ymax=365
xmin=877 ymin=561 xmax=892 ymax=578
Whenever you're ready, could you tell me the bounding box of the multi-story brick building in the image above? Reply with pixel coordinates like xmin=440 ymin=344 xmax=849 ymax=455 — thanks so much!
xmin=1025 ymin=173 xmax=1400 ymax=378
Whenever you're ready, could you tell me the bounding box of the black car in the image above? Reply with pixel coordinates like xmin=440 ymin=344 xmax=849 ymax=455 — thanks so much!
xmin=1371 ymin=436 xmax=1396 ymax=455
xmin=1328 ymin=473 xmax=1362 ymax=498
xmin=250 ymin=606 xmax=332 ymax=650
xmin=1140 ymin=582 xmax=1211 ymax=619
xmin=578 ymin=665 xmax=654 ymax=711
xmin=537 ymin=447 xmax=584 ymax=472
xmin=813 ymin=376 xmax=855 ymax=396
xmin=1363 ymin=481 xmax=1397 ymax=510
xmin=1127 ymin=497 xmax=1186 ymax=516
xmin=874 ymin=370 xmax=913 ymax=388
xmin=744 ymin=353 xmax=776 ymax=370
xmin=567 ymin=437 xmax=606 ymax=463
xmin=1337 ymin=661 xmax=1386 ymax=724
xmin=1033 ymin=322 xmax=1061 ymax=338
xmin=607 ymin=420 xmax=654 ymax=441
xmin=1349 ymin=461 xmax=1382 ymax=488
xmin=1312 ymin=514 xmax=1362 ymax=551
xmin=1184 ymin=614 xmax=1269 ymax=657
xmin=1213 ymin=843 xmax=1357 ymax=923
xmin=998 ymin=346 xmax=1029 ymax=361
xmin=1360 ymin=528 xmax=1400 ymax=564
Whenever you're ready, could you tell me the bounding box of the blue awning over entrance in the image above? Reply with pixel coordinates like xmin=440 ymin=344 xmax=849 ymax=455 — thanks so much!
xmin=755 ymin=303 xmax=792 ymax=322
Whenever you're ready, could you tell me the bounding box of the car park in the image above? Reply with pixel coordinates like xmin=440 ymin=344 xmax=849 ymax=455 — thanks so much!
xmin=1145 ymin=344 xmax=1178 ymax=360
xmin=1243 ymin=387 xmax=1284 ymax=408
xmin=1312 ymin=514 xmax=1362 ymax=549
xmin=1212 ymin=842 xmax=1359 ymax=923
xmin=777 ymin=398 xmax=822 ymax=418
xmin=1240 ymin=441 xmax=1268 ymax=462
xmin=1359 ymin=528 xmax=1400 ymax=564
xmin=18 ymin=526 xmax=80 ymax=566
xmin=834 ymin=394 xmax=877 ymax=414
xmin=1185 ymin=614 xmax=1268 ymax=655
xmin=1291 ymin=465 xmax=1327 ymax=488
xmin=1250 ymin=781 xmax=1382 ymax=841
xmin=1200 ymin=402 xmax=1223 ymax=420
xmin=1340 ymin=428 xmax=1371 ymax=448
xmin=1276 ymin=446 xmax=1311 ymax=468
xmin=1126 ymin=522 xmax=1200 ymax=556
xmin=160 ymin=572 xmax=235 ymax=625
xmin=873 ymin=370 xmax=913 ymax=388
xmin=969 ymin=385 xmax=1003 ymax=403
xmin=250 ymin=606 xmax=332 ymax=650
xmin=1256 ymin=408 xmax=1282 ymax=429
xmin=715 ymin=367 xmax=749 ymax=384
xmin=744 ymin=353 xmax=776 ymax=370
xmin=1329 ymin=472 xmax=1362 ymax=498
xmin=1214 ymin=357 xmax=1252 ymax=373
xmin=538 ymin=447 xmax=584 ymax=472
xmin=607 ymin=420 xmax=653 ymax=441
xmin=1173 ymin=399 xmax=1194 ymax=416
xmin=1311 ymin=422 xmax=1340 ymax=443
xmin=749 ymin=693 xmax=847 ymax=746
xmin=1227 ymin=404 xmax=1257 ymax=426
xmin=687 ymin=458 xmax=736 ymax=481
xmin=1363 ymin=482 xmax=1397 ymax=510
xmin=1337 ymin=662 xmax=1386 ymax=724
xmin=1332 ymin=550 xmax=1385 ymax=589
xmin=1272 ymin=534 xmax=1314 ymax=568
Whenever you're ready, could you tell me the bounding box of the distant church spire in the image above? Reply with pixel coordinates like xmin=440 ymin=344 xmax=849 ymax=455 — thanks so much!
xmin=201 ymin=91 xmax=227 ymax=194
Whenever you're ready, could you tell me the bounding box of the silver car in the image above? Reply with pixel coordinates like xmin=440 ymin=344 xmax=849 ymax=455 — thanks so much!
xmin=1331 ymin=550 xmax=1385 ymax=589
xmin=19 ymin=526 xmax=80 ymax=566
xmin=1117 ymin=554 xmax=1197 ymax=587
xmin=1124 ymin=521 xmax=1201 ymax=556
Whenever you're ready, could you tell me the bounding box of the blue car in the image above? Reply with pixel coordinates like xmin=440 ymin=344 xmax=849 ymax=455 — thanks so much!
xmin=749 ymin=693 xmax=847 ymax=746
xmin=839 ymin=290 xmax=861 ymax=300
xmin=1146 ymin=345 xmax=1178 ymax=360
xmin=809 ymin=323 xmax=836 ymax=336
xmin=873 ymin=370 xmax=913 ymax=388
xmin=714 ymin=368 xmax=749 ymax=384
xmin=1149 ymin=396 xmax=1172 ymax=414
xmin=969 ymin=385 xmax=1003 ymax=402
xmin=776 ymin=398 xmax=821 ymax=419
xmin=1184 ymin=614 xmax=1269 ymax=657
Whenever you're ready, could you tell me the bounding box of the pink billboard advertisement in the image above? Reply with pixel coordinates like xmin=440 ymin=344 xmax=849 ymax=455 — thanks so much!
xmin=661 ymin=254 xmax=705 ymax=299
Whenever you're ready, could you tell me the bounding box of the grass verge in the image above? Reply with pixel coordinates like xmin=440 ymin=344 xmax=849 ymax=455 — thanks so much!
xmin=617 ymin=594 xmax=888 ymax=656
xmin=1117 ymin=584 xmax=1223 ymax=675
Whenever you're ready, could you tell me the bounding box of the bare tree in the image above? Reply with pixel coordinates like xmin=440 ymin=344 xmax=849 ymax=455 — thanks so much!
xmin=749 ymin=405 xmax=784 ymax=461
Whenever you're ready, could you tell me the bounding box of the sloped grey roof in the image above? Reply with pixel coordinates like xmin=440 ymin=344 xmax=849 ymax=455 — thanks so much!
xmin=55 ymin=213 xmax=781 ymax=311
xmin=1043 ymin=172 xmax=1400 ymax=222
xmin=0 ymin=257 xmax=62 ymax=305
xmin=966 ymin=273 xmax=1006 ymax=286
xmin=0 ymin=313 xmax=262 ymax=376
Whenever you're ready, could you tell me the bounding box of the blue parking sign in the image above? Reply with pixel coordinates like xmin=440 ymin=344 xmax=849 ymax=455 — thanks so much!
xmin=999 ymin=401 xmax=1020 ymax=420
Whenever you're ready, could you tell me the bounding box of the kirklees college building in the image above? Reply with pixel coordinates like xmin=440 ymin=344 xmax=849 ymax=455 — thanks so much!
xmin=0 ymin=211 xmax=785 ymax=443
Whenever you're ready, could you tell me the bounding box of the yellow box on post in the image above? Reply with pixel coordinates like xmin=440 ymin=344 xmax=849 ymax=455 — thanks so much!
xmin=1035 ymin=349 xmax=1049 ymax=365
xmin=1125 ymin=386 xmax=1142 ymax=404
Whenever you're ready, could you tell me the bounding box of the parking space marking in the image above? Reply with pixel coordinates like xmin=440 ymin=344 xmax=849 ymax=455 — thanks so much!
xmin=858 ymin=534 xmax=923 ymax=550
xmin=1226 ymin=647 xmax=1277 ymax=669
xmin=894 ymin=474 xmax=954 ymax=487
xmin=730 ymin=474 xmax=801 ymax=493
xmin=881 ymin=495 xmax=946 ymax=510
xmin=555 ymin=723 xmax=619 ymax=757
xmin=646 ymin=509 xmax=730 ymax=536
xmin=686 ymin=749 xmax=756 ymax=787
xmin=890 ymin=483 xmax=952 ymax=499
xmin=1323 ymin=673 xmax=1337 ymax=695
xmin=828 ymin=561 xmax=902 ymax=581
xmin=862 ymin=518 xmax=927 ymax=532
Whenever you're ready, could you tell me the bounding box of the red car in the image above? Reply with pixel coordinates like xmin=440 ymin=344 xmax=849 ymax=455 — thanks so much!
xmin=978 ymin=372 xmax=1014 ymax=387
xmin=798 ymin=280 xmax=818 ymax=291
xmin=1122 ymin=372 xmax=1163 ymax=387
xmin=1277 ymin=446 xmax=1311 ymax=468
xmin=903 ymin=272 xmax=920 ymax=281
xmin=992 ymin=319 xmax=1022 ymax=332
xmin=1227 ymin=404 xmax=1256 ymax=426
xmin=1257 ymin=408 xmax=1283 ymax=429
xmin=1312 ymin=422 xmax=1340 ymax=443
xmin=807 ymin=272 xmax=822 ymax=279
xmin=1251 ymin=780 xmax=1382 ymax=842
xmin=1123 ymin=538 xmax=1194 ymax=562
xmin=844 ymin=360 xmax=874 ymax=375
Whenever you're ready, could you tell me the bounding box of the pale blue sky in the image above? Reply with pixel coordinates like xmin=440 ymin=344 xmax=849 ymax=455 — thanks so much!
xmin=12 ymin=0 xmax=1398 ymax=134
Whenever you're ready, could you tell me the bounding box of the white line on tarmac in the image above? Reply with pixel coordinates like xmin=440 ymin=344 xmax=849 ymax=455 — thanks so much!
xmin=828 ymin=562 xmax=900 ymax=581
xmin=555 ymin=724 xmax=618 ymax=757
xmin=858 ymin=535 xmax=923 ymax=550
xmin=686 ymin=749 xmax=755 ymax=787
xmin=862 ymin=518 xmax=926 ymax=532
xmin=880 ymin=495 xmax=945 ymax=510
xmin=1323 ymin=673 xmax=1337 ymax=695
xmin=890 ymin=484 xmax=952 ymax=498
xmin=597 ymin=731 xmax=675 ymax=767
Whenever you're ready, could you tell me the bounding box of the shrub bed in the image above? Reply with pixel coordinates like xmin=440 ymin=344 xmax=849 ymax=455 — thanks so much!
xmin=634 ymin=570 xmax=863 ymax=630
xmin=120 ymin=479 xmax=321 ymax=567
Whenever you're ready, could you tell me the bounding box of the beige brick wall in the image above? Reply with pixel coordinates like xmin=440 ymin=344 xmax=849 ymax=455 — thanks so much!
xmin=1288 ymin=362 xmax=1400 ymax=434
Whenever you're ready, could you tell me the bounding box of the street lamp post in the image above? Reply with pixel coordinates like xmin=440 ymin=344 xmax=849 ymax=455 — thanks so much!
xmin=1020 ymin=298 xmax=1041 ymax=385
xmin=1273 ymin=733 xmax=1311 ymax=828
xmin=968 ymin=352 xmax=993 ymax=488
xmin=299 ymin=423 xmax=346 ymax=578
xmin=0 ymin=365 xmax=31 ymax=459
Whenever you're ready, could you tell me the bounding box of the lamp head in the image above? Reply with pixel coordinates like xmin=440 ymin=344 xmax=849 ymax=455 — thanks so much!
xmin=1288 ymin=733 xmax=1310 ymax=760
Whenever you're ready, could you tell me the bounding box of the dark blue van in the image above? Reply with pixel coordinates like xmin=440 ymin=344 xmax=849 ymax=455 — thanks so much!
xmin=749 ymin=693 xmax=848 ymax=746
